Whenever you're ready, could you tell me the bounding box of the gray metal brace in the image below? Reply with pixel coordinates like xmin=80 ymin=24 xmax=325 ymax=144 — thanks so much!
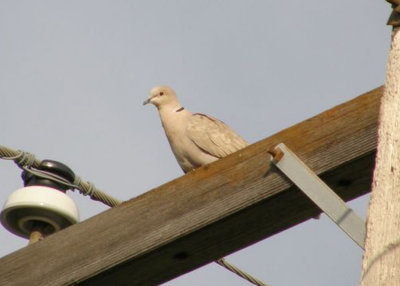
xmin=269 ymin=143 xmax=366 ymax=249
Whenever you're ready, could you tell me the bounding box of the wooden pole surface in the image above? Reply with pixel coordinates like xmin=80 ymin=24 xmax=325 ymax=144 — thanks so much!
xmin=359 ymin=28 xmax=400 ymax=286
xmin=0 ymin=87 xmax=382 ymax=286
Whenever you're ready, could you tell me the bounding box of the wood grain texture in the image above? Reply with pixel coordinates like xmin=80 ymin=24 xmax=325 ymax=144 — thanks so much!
xmin=0 ymin=87 xmax=382 ymax=286
xmin=360 ymin=29 xmax=400 ymax=286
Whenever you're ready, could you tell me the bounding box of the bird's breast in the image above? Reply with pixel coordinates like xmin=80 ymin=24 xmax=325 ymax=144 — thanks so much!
xmin=159 ymin=110 xmax=217 ymax=172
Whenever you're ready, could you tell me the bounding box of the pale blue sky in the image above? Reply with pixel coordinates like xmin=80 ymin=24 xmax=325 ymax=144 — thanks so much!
xmin=0 ymin=1 xmax=390 ymax=285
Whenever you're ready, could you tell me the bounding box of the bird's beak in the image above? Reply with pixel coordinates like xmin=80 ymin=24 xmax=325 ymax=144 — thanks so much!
xmin=143 ymin=98 xmax=151 ymax=105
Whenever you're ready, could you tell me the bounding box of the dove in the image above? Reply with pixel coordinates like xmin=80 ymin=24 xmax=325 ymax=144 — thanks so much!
xmin=143 ymin=86 xmax=249 ymax=173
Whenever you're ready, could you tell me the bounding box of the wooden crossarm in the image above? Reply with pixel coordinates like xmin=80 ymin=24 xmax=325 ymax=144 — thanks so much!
xmin=0 ymin=86 xmax=382 ymax=286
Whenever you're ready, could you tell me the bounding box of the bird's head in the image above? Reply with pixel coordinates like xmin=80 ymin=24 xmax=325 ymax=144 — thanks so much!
xmin=143 ymin=86 xmax=179 ymax=109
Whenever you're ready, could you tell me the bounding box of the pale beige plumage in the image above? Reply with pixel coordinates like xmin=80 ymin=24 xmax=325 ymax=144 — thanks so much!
xmin=144 ymin=86 xmax=248 ymax=173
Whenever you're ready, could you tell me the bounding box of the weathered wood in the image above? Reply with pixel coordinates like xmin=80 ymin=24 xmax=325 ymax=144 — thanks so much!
xmin=360 ymin=28 xmax=400 ymax=286
xmin=0 ymin=87 xmax=382 ymax=286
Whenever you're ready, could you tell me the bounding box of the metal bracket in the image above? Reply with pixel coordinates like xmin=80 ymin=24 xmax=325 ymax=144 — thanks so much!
xmin=269 ymin=143 xmax=366 ymax=249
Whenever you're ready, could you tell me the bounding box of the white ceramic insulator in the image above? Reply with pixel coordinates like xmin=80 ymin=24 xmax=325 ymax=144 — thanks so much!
xmin=1 ymin=186 xmax=79 ymax=238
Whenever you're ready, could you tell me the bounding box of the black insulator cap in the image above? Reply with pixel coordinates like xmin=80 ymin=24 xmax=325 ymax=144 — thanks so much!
xmin=22 ymin=160 xmax=76 ymax=192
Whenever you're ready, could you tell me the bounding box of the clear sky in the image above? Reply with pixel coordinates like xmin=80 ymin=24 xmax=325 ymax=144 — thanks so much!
xmin=0 ymin=1 xmax=390 ymax=285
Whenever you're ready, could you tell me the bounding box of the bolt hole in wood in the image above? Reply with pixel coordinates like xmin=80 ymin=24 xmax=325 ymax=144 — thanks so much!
xmin=173 ymin=251 xmax=189 ymax=260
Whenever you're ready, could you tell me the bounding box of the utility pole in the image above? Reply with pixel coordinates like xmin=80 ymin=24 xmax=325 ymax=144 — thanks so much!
xmin=0 ymin=86 xmax=381 ymax=286
xmin=359 ymin=3 xmax=400 ymax=285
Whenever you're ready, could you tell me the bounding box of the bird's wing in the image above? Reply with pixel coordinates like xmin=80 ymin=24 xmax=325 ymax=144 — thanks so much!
xmin=186 ymin=113 xmax=249 ymax=158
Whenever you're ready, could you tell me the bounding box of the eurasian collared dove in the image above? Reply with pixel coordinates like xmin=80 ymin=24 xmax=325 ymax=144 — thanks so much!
xmin=144 ymin=86 xmax=249 ymax=173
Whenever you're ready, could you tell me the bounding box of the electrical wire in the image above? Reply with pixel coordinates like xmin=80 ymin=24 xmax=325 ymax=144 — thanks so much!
xmin=0 ymin=144 xmax=269 ymax=286
xmin=217 ymin=258 xmax=269 ymax=286
xmin=0 ymin=145 xmax=121 ymax=207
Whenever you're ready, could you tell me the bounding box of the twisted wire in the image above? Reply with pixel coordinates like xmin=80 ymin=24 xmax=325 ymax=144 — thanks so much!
xmin=0 ymin=144 xmax=121 ymax=207
xmin=0 ymin=144 xmax=267 ymax=285
xmin=216 ymin=258 xmax=269 ymax=286
xmin=74 ymin=176 xmax=121 ymax=207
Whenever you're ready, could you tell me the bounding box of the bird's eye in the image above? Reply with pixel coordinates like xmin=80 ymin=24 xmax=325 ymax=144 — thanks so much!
xmin=160 ymin=92 xmax=164 ymax=96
